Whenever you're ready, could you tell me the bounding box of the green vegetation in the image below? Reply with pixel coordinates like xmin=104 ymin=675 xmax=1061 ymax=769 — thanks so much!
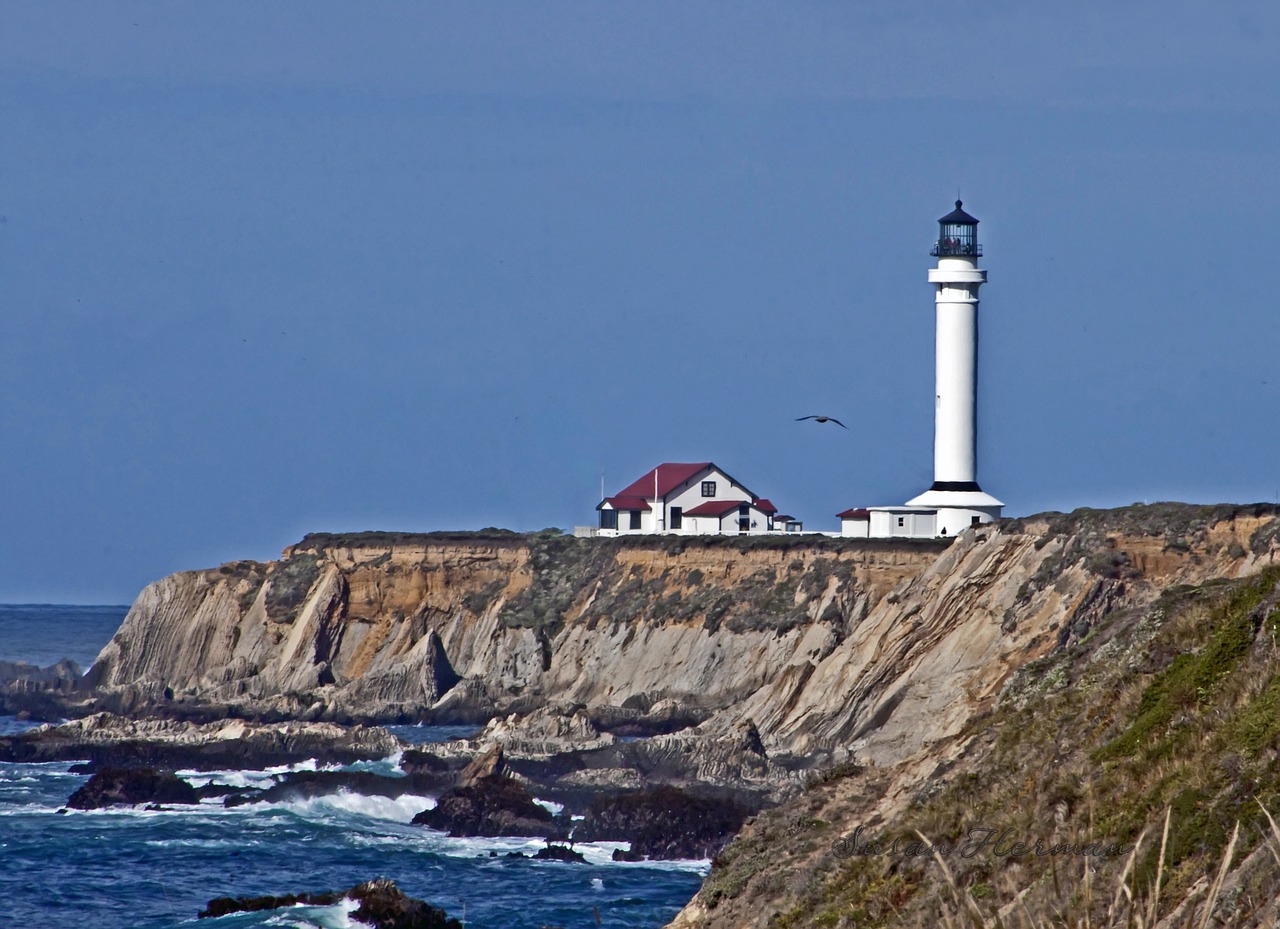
xmin=702 ymin=561 xmax=1280 ymax=929
xmin=1094 ymin=567 xmax=1278 ymax=763
xmin=493 ymin=535 xmax=619 ymax=667
xmin=1012 ymin=501 xmax=1280 ymax=546
xmin=462 ymin=579 xmax=506 ymax=616
xmin=264 ymin=553 xmax=323 ymax=624
xmin=1252 ymin=516 xmax=1280 ymax=554
xmin=294 ymin=528 xmax=524 ymax=551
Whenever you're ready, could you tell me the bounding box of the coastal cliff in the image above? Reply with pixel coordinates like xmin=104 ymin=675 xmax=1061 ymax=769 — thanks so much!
xmin=670 ymin=505 xmax=1280 ymax=929
xmin=89 ymin=506 xmax=1280 ymax=764
xmin=86 ymin=531 xmax=943 ymax=734
xmin=78 ymin=503 xmax=1280 ymax=925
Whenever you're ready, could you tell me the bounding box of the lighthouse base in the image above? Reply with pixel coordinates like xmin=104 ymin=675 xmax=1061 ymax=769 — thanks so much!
xmin=904 ymin=488 xmax=1004 ymax=537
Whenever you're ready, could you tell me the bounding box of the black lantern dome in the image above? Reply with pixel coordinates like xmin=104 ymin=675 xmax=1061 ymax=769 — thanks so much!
xmin=931 ymin=200 xmax=981 ymax=258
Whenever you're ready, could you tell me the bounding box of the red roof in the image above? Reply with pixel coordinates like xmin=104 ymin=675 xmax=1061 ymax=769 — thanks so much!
xmin=599 ymin=495 xmax=652 ymax=511
xmin=836 ymin=508 xmax=871 ymax=519
xmin=754 ymin=498 xmax=777 ymax=515
xmin=684 ymin=500 xmax=749 ymax=517
xmin=615 ymin=462 xmax=714 ymax=500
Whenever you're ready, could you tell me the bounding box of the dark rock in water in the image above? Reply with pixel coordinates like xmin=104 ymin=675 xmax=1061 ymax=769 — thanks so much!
xmin=0 ymin=713 xmax=401 ymax=771
xmin=67 ymin=766 xmax=200 ymax=810
xmin=199 ymin=878 xmax=461 ymax=928
xmin=458 ymin=744 xmax=505 ymax=785
xmin=412 ymin=774 xmax=565 ymax=839
xmin=401 ymin=747 xmax=454 ymax=776
xmin=501 ymin=843 xmax=587 ymax=863
xmin=611 ymin=847 xmax=643 ymax=862
xmin=222 ymin=768 xmax=451 ymax=807
xmin=575 ymin=785 xmax=748 ymax=859
xmin=532 ymin=843 xmax=587 ymax=863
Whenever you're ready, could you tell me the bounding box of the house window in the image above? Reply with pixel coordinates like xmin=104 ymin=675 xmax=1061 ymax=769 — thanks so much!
xmin=670 ymin=507 xmax=682 ymax=530
xmin=897 ymin=517 xmax=905 ymax=527
xmin=629 ymin=510 xmax=642 ymax=530
xmin=971 ymin=515 xmax=981 ymax=527
xmin=599 ymin=509 xmax=618 ymax=530
xmin=738 ymin=503 xmax=749 ymax=516
xmin=701 ymin=481 xmax=716 ymax=497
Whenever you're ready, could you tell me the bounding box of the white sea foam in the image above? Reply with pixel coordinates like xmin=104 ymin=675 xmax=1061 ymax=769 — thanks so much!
xmin=0 ymin=774 xmax=39 ymax=785
xmin=56 ymin=803 xmax=240 ymax=820
xmin=381 ymin=749 xmax=404 ymax=770
xmin=568 ymin=841 xmax=712 ymax=873
xmin=177 ymin=758 xmax=321 ymax=790
xmin=0 ymin=803 xmax=71 ymax=816
xmin=533 ymin=797 xmax=564 ymax=815
xmin=258 ymin=790 xmax=435 ymax=824
xmin=392 ymin=829 xmax=712 ymax=873
xmin=433 ymin=834 xmax=552 ymax=858
xmin=143 ymin=835 xmax=253 ymax=850
xmin=1 ymin=761 xmax=88 ymax=779
xmin=261 ymin=897 xmax=359 ymax=928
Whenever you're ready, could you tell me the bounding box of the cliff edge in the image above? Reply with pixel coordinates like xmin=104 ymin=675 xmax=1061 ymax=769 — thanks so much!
xmin=80 ymin=503 xmax=1280 ymax=924
xmin=88 ymin=506 xmax=1280 ymax=766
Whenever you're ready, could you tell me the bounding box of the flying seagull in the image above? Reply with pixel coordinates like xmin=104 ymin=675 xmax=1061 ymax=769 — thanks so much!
xmin=796 ymin=415 xmax=848 ymax=429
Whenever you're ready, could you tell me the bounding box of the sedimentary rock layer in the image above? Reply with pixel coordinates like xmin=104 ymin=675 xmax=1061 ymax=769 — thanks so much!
xmin=87 ymin=533 xmax=942 ymax=730
xmin=88 ymin=506 xmax=1280 ymax=772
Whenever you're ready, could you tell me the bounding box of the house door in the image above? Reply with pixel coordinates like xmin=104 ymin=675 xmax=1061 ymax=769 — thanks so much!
xmin=670 ymin=507 xmax=682 ymax=530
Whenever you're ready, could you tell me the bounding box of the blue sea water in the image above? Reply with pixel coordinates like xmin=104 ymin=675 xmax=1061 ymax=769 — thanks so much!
xmin=0 ymin=603 xmax=129 ymax=670
xmin=0 ymin=606 xmax=706 ymax=928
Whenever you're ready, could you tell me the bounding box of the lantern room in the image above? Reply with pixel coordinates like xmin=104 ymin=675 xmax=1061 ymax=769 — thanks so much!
xmin=931 ymin=200 xmax=982 ymax=258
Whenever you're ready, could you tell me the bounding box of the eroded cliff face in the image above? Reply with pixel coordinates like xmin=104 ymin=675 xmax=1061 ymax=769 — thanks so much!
xmin=80 ymin=505 xmax=1280 ymax=927
xmin=714 ymin=506 xmax=1280 ymax=765
xmin=89 ymin=506 xmax=1280 ymax=771
xmin=86 ymin=531 xmax=944 ymax=732
xmin=668 ymin=506 xmax=1280 ymax=929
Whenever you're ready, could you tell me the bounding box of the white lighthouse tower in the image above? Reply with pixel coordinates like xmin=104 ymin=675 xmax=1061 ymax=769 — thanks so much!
xmin=905 ymin=201 xmax=1003 ymax=536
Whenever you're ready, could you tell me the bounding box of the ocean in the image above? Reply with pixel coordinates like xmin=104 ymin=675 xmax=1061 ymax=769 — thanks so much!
xmin=0 ymin=605 xmax=705 ymax=928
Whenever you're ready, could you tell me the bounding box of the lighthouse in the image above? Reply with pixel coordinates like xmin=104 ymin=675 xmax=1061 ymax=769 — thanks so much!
xmin=904 ymin=201 xmax=1003 ymax=536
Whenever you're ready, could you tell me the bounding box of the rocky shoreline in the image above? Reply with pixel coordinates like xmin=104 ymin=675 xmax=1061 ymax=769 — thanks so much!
xmin=199 ymin=878 xmax=461 ymax=928
xmin=7 ymin=713 xmax=757 ymax=861
xmin=0 ymin=712 xmax=402 ymax=769
xmin=9 ymin=505 xmax=1280 ymax=927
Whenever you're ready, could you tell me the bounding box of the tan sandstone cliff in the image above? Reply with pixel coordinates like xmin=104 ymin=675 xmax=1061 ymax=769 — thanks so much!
xmin=85 ymin=505 xmax=1280 ymax=925
xmin=89 ymin=507 xmax=1280 ymax=765
xmin=86 ymin=530 xmax=944 ymax=735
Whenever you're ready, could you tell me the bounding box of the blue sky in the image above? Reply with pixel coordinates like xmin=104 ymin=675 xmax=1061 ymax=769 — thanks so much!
xmin=2 ymin=2 xmax=1278 ymax=602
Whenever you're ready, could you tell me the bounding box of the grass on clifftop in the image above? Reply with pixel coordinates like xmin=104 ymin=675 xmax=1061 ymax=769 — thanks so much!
xmin=1009 ymin=501 xmax=1280 ymax=552
xmin=700 ymin=563 xmax=1280 ymax=929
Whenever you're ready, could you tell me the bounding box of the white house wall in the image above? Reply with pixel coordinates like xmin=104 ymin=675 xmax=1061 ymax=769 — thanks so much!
xmin=935 ymin=505 xmax=1001 ymax=538
xmin=869 ymin=510 xmax=937 ymax=538
xmin=680 ymin=505 xmax=776 ymax=536
xmin=664 ymin=467 xmax=754 ymax=533
xmin=840 ymin=519 xmax=870 ymax=538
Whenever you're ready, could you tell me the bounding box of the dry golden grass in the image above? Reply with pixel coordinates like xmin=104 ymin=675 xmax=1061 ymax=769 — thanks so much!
xmin=923 ymin=803 xmax=1280 ymax=929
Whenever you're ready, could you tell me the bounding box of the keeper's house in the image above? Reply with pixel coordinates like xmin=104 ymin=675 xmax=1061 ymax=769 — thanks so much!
xmin=590 ymin=462 xmax=798 ymax=536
